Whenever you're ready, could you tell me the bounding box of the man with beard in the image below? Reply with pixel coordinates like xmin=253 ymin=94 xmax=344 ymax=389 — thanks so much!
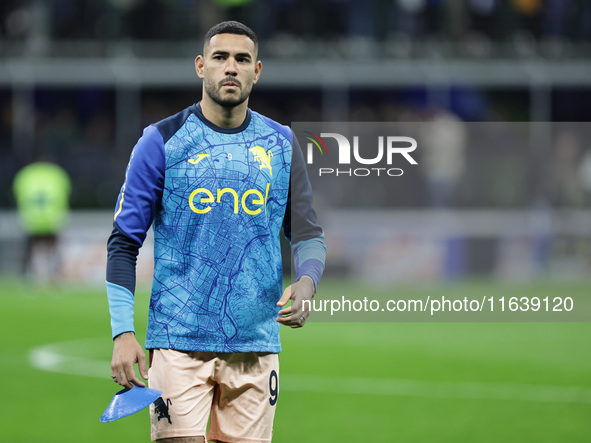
xmin=106 ymin=21 xmax=326 ymax=442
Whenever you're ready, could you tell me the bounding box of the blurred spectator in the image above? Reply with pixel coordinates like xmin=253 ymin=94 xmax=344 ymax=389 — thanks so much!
xmin=577 ymin=147 xmax=591 ymax=203
xmin=543 ymin=0 xmax=569 ymax=38
xmin=395 ymin=0 xmax=427 ymax=38
xmin=467 ymin=0 xmax=498 ymax=40
xmin=568 ymin=0 xmax=591 ymax=41
xmin=3 ymin=0 xmax=591 ymax=45
xmin=549 ymin=130 xmax=584 ymax=207
xmin=420 ymin=109 xmax=467 ymax=207
xmin=509 ymin=0 xmax=543 ymax=40
xmin=13 ymin=160 xmax=71 ymax=282
xmin=1 ymin=0 xmax=32 ymax=40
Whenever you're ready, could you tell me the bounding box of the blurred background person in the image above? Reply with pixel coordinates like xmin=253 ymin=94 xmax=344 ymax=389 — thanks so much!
xmin=549 ymin=130 xmax=585 ymax=208
xmin=12 ymin=159 xmax=71 ymax=283
xmin=420 ymin=109 xmax=467 ymax=208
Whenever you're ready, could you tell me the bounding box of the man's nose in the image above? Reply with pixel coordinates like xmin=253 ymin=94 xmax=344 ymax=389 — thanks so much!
xmin=225 ymin=58 xmax=238 ymax=75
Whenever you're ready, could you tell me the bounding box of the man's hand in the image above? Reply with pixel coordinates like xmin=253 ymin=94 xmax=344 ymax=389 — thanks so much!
xmin=276 ymin=276 xmax=315 ymax=328
xmin=111 ymin=332 xmax=148 ymax=389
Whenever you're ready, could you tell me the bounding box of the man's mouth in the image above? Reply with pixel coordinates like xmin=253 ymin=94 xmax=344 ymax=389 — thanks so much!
xmin=221 ymin=79 xmax=240 ymax=89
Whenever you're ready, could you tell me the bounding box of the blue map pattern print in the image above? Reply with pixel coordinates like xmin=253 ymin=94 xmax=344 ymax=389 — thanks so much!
xmin=145 ymin=112 xmax=291 ymax=352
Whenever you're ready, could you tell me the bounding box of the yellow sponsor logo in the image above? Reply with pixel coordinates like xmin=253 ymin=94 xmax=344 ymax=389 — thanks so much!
xmin=188 ymin=183 xmax=270 ymax=215
xmin=249 ymin=146 xmax=273 ymax=176
xmin=188 ymin=154 xmax=210 ymax=165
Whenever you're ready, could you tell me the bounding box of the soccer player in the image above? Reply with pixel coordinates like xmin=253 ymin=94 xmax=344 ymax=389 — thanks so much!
xmin=13 ymin=160 xmax=71 ymax=281
xmin=106 ymin=21 xmax=326 ymax=442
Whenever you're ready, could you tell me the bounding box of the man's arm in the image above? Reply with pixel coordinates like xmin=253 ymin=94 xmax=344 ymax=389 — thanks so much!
xmin=277 ymin=131 xmax=327 ymax=328
xmin=107 ymin=225 xmax=147 ymax=388
xmin=106 ymin=125 xmax=165 ymax=388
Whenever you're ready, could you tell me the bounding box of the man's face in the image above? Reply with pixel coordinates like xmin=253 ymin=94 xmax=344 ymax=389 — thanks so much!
xmin=196 ymin=33 xmax=261 ymax=108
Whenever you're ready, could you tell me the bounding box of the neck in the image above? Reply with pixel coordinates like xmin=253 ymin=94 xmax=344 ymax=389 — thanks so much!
xmin=200 ymin=95 xmax=248 ymax=128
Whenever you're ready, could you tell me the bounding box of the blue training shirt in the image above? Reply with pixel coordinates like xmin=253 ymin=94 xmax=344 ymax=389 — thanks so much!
xmin=106 ymin=103 xmax=325 ymax=353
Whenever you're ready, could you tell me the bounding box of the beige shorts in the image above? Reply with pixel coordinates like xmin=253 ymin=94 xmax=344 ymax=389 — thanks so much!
xmin=148 ymin=349 xmax=279 ymax=442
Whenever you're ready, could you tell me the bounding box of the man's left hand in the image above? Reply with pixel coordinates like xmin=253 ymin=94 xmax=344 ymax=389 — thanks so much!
xmin=276 ymin=276 xmax=315 ymax=328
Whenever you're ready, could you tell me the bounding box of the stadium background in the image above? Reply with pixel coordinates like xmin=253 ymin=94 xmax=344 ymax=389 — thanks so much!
xmin=1 ymin=1 xmax=591 ymax=442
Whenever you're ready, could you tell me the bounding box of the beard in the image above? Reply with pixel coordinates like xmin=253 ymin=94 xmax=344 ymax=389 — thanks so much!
xmin=204 ymin=76 xmax=252 ymax=108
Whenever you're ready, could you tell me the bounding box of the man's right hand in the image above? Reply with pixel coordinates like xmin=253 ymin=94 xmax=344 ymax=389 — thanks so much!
xmin=111 ymin=332 xmax=148 ymax=389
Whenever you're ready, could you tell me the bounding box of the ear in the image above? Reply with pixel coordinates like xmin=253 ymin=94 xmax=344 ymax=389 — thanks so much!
xmin=195 ymin=56 xmax=205 ymax=79
xmin=253 ymin=60 xmax=262 ymax=84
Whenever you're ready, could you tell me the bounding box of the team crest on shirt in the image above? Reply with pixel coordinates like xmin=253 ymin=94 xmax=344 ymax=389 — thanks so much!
xmin=249 ymin=146 xmax=273 ymax=176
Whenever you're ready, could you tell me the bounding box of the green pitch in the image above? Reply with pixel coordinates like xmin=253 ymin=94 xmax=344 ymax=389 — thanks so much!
xmin=1 ymin=278 xmax=590 ymax=442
